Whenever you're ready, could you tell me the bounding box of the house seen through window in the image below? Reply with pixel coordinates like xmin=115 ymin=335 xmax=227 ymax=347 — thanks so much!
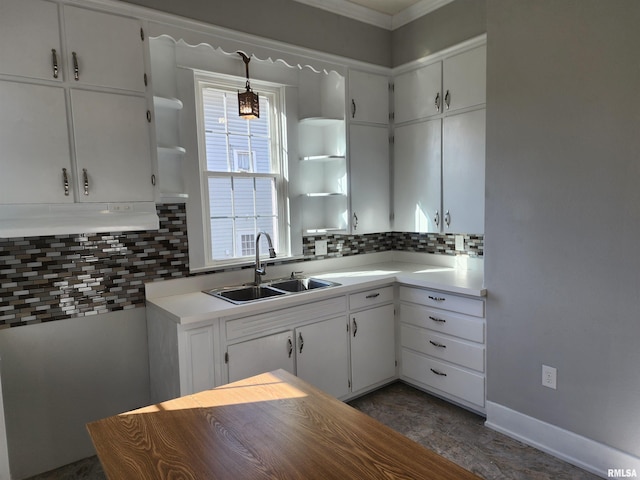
xmin=199 ymin=80 xmax=286 ymax=263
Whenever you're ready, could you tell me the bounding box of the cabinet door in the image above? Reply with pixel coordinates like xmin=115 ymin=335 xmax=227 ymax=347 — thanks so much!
xmin=394 ymin=62 xmax=441 ymax=124
xmin=393 ymin=119 xmax=442 ymax=233
xmin=442 ymin=45 xmax=486 ymax=113
xmin=227 ymin=331 xmax=295 ymax=383
xmin=349 ymin=70 xmax=389 ymax=124
xmin=351 ymin=304 xmax=396 ymax=393
xmin=182 ymin=325 xmax=216 ymax=395
xmin=296 ymin=317 xmax=349 ymax=399
xmin=349 ymin=124 xmax=390 ymax=234
xmin=63 ymin=6 xmax=146 ymax=93
xmin=0 ymin=81 xmax=73 ymax=204
xmin=442 ymin=109 xmax=486 ymax=233
xmin=71 ymin=89 xmax=154 ymax=203
xmin=0 ymin=0 xmax=62 ymax=81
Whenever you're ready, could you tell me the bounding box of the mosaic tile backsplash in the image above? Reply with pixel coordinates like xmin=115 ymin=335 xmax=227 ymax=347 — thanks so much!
xmin=0 ymin=203 xmax=482 ymax=327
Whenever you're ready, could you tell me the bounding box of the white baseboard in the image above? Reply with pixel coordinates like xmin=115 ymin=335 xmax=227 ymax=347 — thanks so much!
xmin=485 ymin=401 xmax=640 ymax=479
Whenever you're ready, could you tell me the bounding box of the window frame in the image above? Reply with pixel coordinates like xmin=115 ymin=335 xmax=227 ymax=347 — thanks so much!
xmin=191 ymin=71 xmax=290 ymax=270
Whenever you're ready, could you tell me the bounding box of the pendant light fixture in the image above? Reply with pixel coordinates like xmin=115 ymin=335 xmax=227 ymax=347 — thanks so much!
xmin=237 ymin=52 xmax=259 ymax=119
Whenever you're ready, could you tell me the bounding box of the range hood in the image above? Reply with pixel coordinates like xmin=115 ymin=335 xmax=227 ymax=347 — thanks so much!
xmin=0 ymin=202 xmax=159 ymax=238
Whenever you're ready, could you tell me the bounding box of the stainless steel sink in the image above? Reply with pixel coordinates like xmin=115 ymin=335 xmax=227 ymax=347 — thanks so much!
xmin=267 ymin=278 xmax=339 ymax=292
xmin=207 ymin=285 xmax=285 ymax=304
xmin=203 ymin=277 xmax=340 ymax=304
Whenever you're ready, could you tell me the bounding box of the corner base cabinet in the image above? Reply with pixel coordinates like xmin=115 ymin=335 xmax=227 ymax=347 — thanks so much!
xmin=398 ymin=286 xmax=486 ymax=414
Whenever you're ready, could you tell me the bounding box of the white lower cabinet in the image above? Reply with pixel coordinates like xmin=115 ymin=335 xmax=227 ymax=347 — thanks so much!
xmin=399 ymin=286 xmax=486 ymax=413
xmin=349 ymin=286 xmax=396 ymax=393
xmin=227 ymin=331 xmax=295 ymax=383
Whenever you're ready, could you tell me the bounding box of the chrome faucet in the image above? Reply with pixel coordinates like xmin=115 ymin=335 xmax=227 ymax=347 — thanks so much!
xmin=254 ymin=231 xmax=276 ymax=285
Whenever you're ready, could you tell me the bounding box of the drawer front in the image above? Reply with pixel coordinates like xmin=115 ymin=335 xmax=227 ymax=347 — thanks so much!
xmin=399 ymin=286 xmax=484 ymax=317
xmin=400 ymin=324 xmax=484 ymax=372
xmin=349 ymin=286 xmax=394 ymax=310
xmin=401 ymin=349 xmax=485 ymax=407
xmin=226 ymin=296 xmax=347 ymax=340
xmin=399 ymin=302 xmax=484 ymax=343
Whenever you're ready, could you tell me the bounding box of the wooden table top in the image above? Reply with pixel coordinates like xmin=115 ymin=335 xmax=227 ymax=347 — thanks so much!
xmin=87 ymin=370 xmax=482 ymax=479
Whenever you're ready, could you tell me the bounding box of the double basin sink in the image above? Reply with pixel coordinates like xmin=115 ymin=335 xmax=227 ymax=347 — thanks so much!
xmin=204 ymin=277 xmax=341 ymax=305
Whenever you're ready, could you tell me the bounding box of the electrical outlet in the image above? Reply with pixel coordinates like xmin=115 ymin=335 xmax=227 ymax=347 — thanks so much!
xmin=542 ymin=365 xmax=557 ymax=389
xmin=455 ymin=235 xmax=465 ymax=251
xmin=315 ymin=240 xmax=328 ymax=256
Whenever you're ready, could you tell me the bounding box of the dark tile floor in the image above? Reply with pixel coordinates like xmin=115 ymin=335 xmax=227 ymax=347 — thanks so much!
xmin=27 ymin=382 xmax=600 ymax=479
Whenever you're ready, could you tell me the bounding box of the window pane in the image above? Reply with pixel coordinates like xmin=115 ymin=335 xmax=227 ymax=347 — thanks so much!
xmin=208 ymin=177 xmax=232 ymax=218
xmin=255 ymin=178 xmax=276 ymax=217
xmin=211 ymin=218 xmax=233 ymax=260
xmin=256 ymin=217 xmax=277 ymax=244
xmin=249 ymin=97 xmax=270 ymax=137
xmin=251 ymin=137 xmax=272 ymax=173
xmin=202 ymin=89 xmax=227 ymax=134
xmin=226 ymin=105 xmax=250 ymax=134
xmin=229 ymin=135 xmax=251 ymax=172
xmin=233 ymin=177 xmax=255 ymax=218
xmin=205 ymin=133 xmax=229 ymax=171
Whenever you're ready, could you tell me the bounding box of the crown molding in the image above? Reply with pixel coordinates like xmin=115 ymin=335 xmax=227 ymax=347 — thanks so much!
xmin=292 ymin=0 xmax=453 ymax=30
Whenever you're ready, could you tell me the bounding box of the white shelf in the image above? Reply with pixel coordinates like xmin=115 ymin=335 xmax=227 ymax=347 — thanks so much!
xmin=299 ymin=116 xmax=344 ymax=126
xmin=305 ymin=227 xmax=345 ymax=234
xmin=159 ymin=193 xmax=189 ymax=203
xmin=153 ymin=95 xmax=183 ymax=110
xmin=303 ymin=193 xmax=347 ymax=197
xmin=300 ymin=155 xmax=345 ymax=161
xmin=158 ymin=145 xmax=186 ymax=155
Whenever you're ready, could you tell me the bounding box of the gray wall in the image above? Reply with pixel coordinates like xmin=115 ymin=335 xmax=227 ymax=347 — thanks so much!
xmin=120 ymin=0 xmax=391 ymax=66
xmin=391 ymin=0 xmax=486 ymax=67
xmin=0 ymin=310 xmax=150 ymax=479
xmin=485 ymin=0 xmax=640 ymax=458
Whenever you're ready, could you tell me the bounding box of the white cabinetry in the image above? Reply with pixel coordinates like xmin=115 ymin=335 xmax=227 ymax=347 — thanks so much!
xmin=297 ymin=69 xmax=347 ymax=234
xmin=0 ymin=0 xmax=156 ymax=231
xmin=399 ymin=286 xmax=486 ymax=413
xmin=224 ymin=296 xmax=351 ymax=398
xmin=349 ymin=286 xmax=396 ymax=393
xmin=348 ymin=70 xmax=391 ymax=234
xmin=393 ymin=41 xmax=486 ymax=234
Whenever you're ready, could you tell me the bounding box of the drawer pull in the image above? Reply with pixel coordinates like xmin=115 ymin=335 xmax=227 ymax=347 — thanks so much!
xmin=365 ymin=293 xmax=380 ymax=299
xmin=429 ymin=340 xmax=446 ymax=348
xmin=430 ymin=368 xmax=447 ymax=376
xmin=429 ymin=316 xmax=446 ymax=323
xmin=428 ymin=295 xmax=446 ymax=302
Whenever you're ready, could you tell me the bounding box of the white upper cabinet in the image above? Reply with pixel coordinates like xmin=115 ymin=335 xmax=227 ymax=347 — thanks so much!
xmin=0 ymin=81 xmax=72 ymax=204
xmin=442 ymin=109 xmax=486 ymax=234
xmin=349 ymin=70 xmax=389 ymax=124
xmin=349 ymin=124 xmax=390 ymax=234
xmin=393 ymin=119 xmax=442 ymax=233
xmin=71 ymin=90 xmax=154 ymax=203
xmin=442 ymin=45 xmax=486 ymax=114
xmin=394 ymin=44 xmax=486 ymax=124
xmin=0 ymin=0 xmax=62 ymax=81
xmin=63 ymin=5 xmax=146 ymax=92
xmin=394 ymin=62 xmax=441 ymax=124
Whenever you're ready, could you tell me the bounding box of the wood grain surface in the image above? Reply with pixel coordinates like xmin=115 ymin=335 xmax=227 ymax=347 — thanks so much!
xmin=87 ymin=370 xmax=482 ymax=479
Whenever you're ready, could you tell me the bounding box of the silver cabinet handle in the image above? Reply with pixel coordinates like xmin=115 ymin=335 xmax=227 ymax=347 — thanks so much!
xmin=428 ymin=295 xmax=446 ymax=302
xmin=51 ymin=49 xmax=59 ymax=79
xmin=365 ymin=293 xmax=380 ymax=299
xmin=62 ymin=168 xmax=69 ymax=196
xmin=72 ymin=52 xmax=79 ymax=81
xmin=431 ymin=368 xmax=447 ymax=376
xmin=429 ymin=340 xmax=446 ymax=348
xmin=351 ymin=99 xmax=356 ymax=118
xmin=435 ymin=92 xmax=441 ymax=112
xmin=444 ymin=90 xmax=450 ymax=109
xmin=298 ymin=332 xmax=304 ymax=354
xmin=434 ymin=210 xmax=440 ymax=227
xmin=444 ymin=210 xmax=451 ymax=228
xmin=353 ymin=212 xmax=358 ymax=230
xmin=429 ymin=316 xmax=446 ymax=323
xmin=287 ymin=337 xmax=293 ymax=358
xmin=82 ymin=168 xmax=89 ymax=195
xmin=352 ymin=318 xmax=358 ymax=338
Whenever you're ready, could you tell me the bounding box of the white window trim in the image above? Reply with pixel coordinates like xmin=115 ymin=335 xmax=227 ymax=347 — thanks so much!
xmin=186 ymin=70 xmax=290 ymax=272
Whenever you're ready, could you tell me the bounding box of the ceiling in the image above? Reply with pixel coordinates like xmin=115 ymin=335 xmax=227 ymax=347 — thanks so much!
xmin=292 ymin=0 xmax=453 ymax=30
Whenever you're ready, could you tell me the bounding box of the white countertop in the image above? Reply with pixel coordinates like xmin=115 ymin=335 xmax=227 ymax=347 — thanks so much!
xmin=146 ymin=253 xmax=486 ymax=325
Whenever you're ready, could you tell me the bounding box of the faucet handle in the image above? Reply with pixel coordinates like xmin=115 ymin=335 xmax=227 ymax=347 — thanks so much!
xmin=291 ymin=271 xmax=304 ymax=279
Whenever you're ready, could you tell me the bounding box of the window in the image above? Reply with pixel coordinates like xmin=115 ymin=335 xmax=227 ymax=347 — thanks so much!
xmin=195 ymin=77 xmax=288 ymax=266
